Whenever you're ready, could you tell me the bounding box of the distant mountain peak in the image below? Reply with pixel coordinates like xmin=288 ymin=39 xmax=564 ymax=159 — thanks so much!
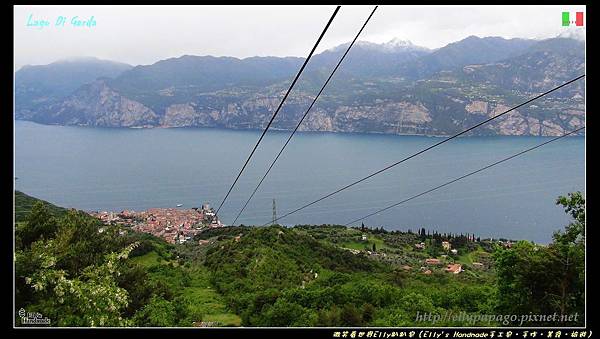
xmin=58 ymin=56 xmax=102 ymax=63
xmin=384 ymin=38 xmax=430 ymax=52
xmin=555 ymin=29 xmax=585 ymax=41
xmin=385 ymin=38 xmax=414 ymax=47
xmin=328 ymin=39 xmax=429 ymax=53
xmin=55 ymin=56 xmax=132 ymax=67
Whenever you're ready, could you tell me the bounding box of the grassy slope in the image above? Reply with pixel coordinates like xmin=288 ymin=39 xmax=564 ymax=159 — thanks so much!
xmin=341 ymin=235 xmax=391 ymax=251
xmin=182 ymin=267 xmax=242 ymax=326
xmin=133 ymin=249 xmax=241 ymax=326
xmin=130 ymin=251 xmax=167 ymax=266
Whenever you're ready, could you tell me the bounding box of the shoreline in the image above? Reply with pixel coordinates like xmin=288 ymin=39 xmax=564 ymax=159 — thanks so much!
xmin=14 ymin=189 xmax=544 ymax=245
xmin=14 ymin=119 xmax=586 ymax=138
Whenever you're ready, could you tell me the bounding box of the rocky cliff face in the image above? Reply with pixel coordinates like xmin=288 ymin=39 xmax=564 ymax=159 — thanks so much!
xmin=27 ymin=84 xmax=584 ymax=137
xmin=33 ymin=80 xmax=159 ymax=127
xmin=23 ymin=78 xmax=584 ymax=136
xmin=150 ymin=94 xmax=582 ymax=136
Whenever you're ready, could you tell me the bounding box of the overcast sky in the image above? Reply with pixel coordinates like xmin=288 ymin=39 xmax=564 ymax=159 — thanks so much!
xmin=14 ymin=5 xmax=586 ymax=70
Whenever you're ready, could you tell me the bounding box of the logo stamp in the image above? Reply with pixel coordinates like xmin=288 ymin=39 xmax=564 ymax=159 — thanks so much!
xmin=17 ymin=308 xmax=51 ymax=326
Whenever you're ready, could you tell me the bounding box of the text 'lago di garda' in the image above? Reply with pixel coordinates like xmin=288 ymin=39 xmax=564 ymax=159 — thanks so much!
xmin=26 ymin=14 xmax=96 ymax=29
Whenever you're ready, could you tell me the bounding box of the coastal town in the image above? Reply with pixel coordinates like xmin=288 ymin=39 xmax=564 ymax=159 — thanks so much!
xmin=88 ymin=203 xmax=223 ymax=244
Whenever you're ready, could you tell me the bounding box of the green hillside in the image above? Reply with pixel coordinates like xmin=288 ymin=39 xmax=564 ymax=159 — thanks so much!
xmin=15 ymin=191 xmax=68 ymax=222
xmin=14 ymin=191 xmax=585 ymax=327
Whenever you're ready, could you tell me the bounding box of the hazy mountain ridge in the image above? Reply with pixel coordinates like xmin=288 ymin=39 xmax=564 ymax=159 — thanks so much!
xmin=15 ymin=36 xmax=585 ymax=136
xmin=15 ymin=57 xmax=133 ymax=117
xmin=395 ymin=36 xmax=537 ymax=79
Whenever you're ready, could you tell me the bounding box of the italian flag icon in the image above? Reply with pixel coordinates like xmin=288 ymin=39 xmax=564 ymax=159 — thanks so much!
xmin=562 ymin=12 xmax=584 ymax=26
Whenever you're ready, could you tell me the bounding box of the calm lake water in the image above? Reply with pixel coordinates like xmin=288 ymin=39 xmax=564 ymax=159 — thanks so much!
xmin=15 ymin=120 xmax=585 ymax=243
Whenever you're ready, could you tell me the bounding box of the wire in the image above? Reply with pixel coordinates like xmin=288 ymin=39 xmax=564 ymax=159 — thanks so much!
xmin=215 ymin=6 xmax=341 ymax=215
xmin=232 ymin=6 xmax=379 ymax=225
xmin=343 ymin=126 xmax=585 ymax=226
xmin=264 ymin=74 xmax=585 ymax=226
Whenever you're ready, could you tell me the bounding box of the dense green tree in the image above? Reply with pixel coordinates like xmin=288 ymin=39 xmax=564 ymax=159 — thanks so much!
xmin=556 ymin=192 xmax=585 ymax=227
xmin=116 ymin=264 xmax=155 ymax=317
xmin=16 ymin=202 xmax=58 ymax=249
xmin=316 ymin=305 xmax=341 ymax=326
xmin=340 ymin=303 xmax=363 ymax=326
xmin=372 ymin=292 xmax=438 ymax=326
xmin=389 ymin=268 xmax=406 ymax=287
xmin=172 ymin=295 xmax=204 ymax=326
xmin=18 ymin=240 xmax=138 ymax=326
xmin=256 ymin=299 xmax=316 ymax=326
xmin=494 ymin=192 xmax=585 ymax=326
xmin=362 ymin=303 xmax=376 ymax=323
xmin=547 ymin=192 xmax=585 ymax=320
xmin=426 ymin=238 xmax=441 ymax=257
xmin=133 ymin=296 xmax=177 ymax=327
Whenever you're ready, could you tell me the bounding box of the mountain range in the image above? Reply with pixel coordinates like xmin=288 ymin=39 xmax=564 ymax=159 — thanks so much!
xmin=14 ymin=35 xmax=585 ymax=136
